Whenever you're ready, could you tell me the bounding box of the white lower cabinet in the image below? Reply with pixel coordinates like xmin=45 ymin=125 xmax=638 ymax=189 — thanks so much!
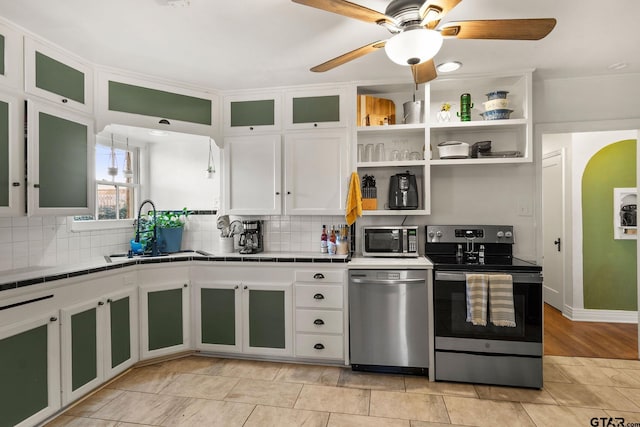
xmin=194 ymin=279 xmax=293 ymax=357
xmin=60 ymin=288 xmax=138 ymax=405
xmin=294 ymin=269 xmax=347 ymax=362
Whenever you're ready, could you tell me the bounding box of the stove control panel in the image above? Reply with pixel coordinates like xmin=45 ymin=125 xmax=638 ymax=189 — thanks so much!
xmin=426 ymin=225 xmax=515 ymax=244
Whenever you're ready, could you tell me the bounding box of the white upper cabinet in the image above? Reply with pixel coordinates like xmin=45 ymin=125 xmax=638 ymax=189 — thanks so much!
xmin=284 ymin=130 xmax=349 ymax=215
xmin=224 ymin=134 xmax=282 ymax=215
xmin=96 ymin=70 xmax=220 ymax=141
xmin=0 ymin=20 xmax=23 ymax=90
xmin=24 ymin=36 xmax=94 ymax=114
xmin=285 ymin=87 xmax=348 ymax=130
xmin=223 ymin=91 xmax=282 ymax=134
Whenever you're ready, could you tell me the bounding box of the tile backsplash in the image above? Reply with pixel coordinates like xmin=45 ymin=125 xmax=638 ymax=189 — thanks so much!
xmin=0 ymin=214 xmax=346 ymax=271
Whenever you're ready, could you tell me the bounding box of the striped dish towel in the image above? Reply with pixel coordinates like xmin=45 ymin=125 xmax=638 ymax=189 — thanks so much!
xmin=489 ymin=274 xmax=516 ymax=327
xmin=465 ymin=274 xmax=488 ymax=326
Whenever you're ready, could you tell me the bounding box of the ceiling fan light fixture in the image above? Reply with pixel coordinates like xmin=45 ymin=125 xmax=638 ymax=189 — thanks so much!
xmin=436 ymin=61 xmax=462 ymax=73
xmin=384 ymin=27 xmax=443 ymax=66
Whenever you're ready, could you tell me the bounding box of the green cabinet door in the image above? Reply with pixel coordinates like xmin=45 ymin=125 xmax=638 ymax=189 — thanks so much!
xmin=27 ymin=100 xmax=94 ymax=216
xmin=292 ymin=95 xmax=340 ymax=124
xmin=201 ymin=287 xmax=236 ymax=345
xmin=70 ymin=307 xmax=98 ymax=391
xmin=147 ymin=288 xmax=184 ymax=351
xmin=35 ymin=51 xmax=85 ymax=104
xmin=230 ymin=99 xmax=275 ymax=128
xmin=109 ymin=80 xmax=212 ymax=125
xmin=109 ymin=296 xmax=131 ymax=369
xmin=248 ymin=289 xmax=286 ymax=349
xmin=0 ymin=324 xmax=50 ymax=427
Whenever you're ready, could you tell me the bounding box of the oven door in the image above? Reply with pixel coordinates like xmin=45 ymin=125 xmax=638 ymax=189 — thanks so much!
xmin=363 ymin=228 xmax=403 ymax=256
xmin=434 ymin=270 xmax=542 ymax=354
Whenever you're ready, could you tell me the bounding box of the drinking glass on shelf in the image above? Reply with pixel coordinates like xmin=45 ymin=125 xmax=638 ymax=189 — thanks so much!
xmin=401 ymin=149 xmax=410 ymax=160
xmin=374 ymin=143 xmax=385 ymax=162
xmin=365 ymin=144 xmax=374 ymax=162
xmin=409 ymin=151 xmax=422 ymax=160
xmin=357 ymin=144 xmax=364 ymax=162
xmin=390 ymin=150 xmax=400 ymax=161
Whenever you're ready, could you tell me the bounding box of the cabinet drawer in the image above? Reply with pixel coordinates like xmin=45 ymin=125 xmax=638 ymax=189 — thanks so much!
xmin=295 ymin=309 xmax=343 ymax=334
xmin=295 ymin=285 xmax=343 ymax=309
xmin=295 ymin=333 xmax=343 ymax=360
xmin=295 ymin=270 xmax=343 ymax=283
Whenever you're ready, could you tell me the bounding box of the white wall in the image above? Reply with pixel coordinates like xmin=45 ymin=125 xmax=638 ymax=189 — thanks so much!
xmin=148 ymin=137 xmax=221 ymax=211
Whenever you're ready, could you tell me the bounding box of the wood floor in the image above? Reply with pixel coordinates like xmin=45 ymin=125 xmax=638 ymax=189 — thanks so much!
xmin=544 ymin=303 xmax=638 ymax=359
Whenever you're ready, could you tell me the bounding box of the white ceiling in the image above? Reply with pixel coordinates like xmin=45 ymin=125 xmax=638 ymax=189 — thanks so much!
xmin=0 ymin=0 xmax=638 ymax=91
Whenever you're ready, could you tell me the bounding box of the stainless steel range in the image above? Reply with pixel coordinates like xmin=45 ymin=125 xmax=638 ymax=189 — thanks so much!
xmin=426 ymin=225 xmax=543 ymax=388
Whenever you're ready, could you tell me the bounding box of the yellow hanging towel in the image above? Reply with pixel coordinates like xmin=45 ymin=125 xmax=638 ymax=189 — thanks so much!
xmin=345 ymin=171 xmax=363 ymax=226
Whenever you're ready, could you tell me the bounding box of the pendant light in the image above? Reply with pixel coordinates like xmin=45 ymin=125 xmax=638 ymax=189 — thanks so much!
xmin=107 ymin=134 xmax=118 ymax=177
xmin=122 ymin=137 xmax=133 ymax=179
xmin=205 ymin=138 xmax=215 ymax=179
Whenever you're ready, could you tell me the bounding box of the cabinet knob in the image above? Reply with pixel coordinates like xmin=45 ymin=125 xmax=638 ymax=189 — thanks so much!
xmin=61 ymin=98 xmax=68 ymax=104
xmin=50 ymin=316 xmax=57 ymax=322
xmin=234 ymin=285 xmax=239 ymax=290
xmin=12 ymin=182 xmax=20 ymax=187
xmin=183 ymin=283 xmax=188 ymax=288
xmin=244 ymin=285 xmax=248 ymax=290
xmin=34 ymin=184 xmax=40 ymax=188
xmin=313 ymin=123 xmax=318 ymax=127
xmin=313 ymin=273 xmax=325 ymax=280
xmin=313 ymin=293 xmax=324 ymax=300
xmin=313 ymin=319 xmax=325 ymax=325
xmin=287 ymin=191 xmax=291 ymax=195
xmin=107 ymin=298 xmax=113 ymax=303
xmin=313 ymin=343 xmax=324 ymax=350
xmin=249 ymin=126 xmax=254 ymax=130
xmin=98 ymin=301 xmax=105 ymax=306
xmin=275 ymin=192 xmax=280 ymax=195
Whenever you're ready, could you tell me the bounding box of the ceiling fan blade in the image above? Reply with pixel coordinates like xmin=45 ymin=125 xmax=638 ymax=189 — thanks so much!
xmin=311 ymin=41 xmax=386 ymax=72
xmin=439 ymin=18 xmax=557 ymax=40
xmin=292 ymin=0 xmax=394 ymax=25
xmin=411 ymin=59 xmax=437 ymax=84
xmin=420 ymin=0 xmax=462 ymax=29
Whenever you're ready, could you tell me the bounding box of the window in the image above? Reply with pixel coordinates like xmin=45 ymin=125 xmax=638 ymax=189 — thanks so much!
xmin=74 ymin=140 xmax=138 ymax=223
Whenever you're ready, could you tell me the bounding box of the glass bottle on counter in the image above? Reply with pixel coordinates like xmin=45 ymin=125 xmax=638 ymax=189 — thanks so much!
xmin=337 ymin=224 xmax=349 ymax=255
xmin=321 ymin=225 xmax=328 ymax=253
xmin=328 ymin=225 xmax=337 ymax=255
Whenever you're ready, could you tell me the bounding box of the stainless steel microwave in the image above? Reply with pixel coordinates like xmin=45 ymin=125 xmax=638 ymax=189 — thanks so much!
xmin=362 ymin=226 xmax=419 ymax=257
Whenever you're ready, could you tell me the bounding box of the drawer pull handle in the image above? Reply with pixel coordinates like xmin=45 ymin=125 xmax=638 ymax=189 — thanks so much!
xmin=313 ymin=293 xmax=324 ymax=300
xmin=313 ymin=319 xmax=325 ymax=325
xmin=313 ymin=273 xmax=325 ymax=280
xmin=314 ymin=343 xmax=324 ymax=350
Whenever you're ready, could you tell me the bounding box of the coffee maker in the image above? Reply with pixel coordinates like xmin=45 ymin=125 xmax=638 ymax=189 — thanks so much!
xmin=388 ymin=171 xmax=419 ymax=209
xmin=238 ymin=220 xmax=264 ymax=254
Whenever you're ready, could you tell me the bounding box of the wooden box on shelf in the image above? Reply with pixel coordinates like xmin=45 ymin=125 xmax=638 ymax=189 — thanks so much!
xmin=357 ymin=95 xmax=396 ymax=126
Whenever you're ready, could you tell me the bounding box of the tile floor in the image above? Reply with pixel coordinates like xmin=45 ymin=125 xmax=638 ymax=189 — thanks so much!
xmin=45 ymin=355 xmax=640 ymax=427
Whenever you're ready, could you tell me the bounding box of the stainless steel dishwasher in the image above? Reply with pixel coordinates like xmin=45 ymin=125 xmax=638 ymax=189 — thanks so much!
xmin=349 ymin=269 xmax=429 ymax=375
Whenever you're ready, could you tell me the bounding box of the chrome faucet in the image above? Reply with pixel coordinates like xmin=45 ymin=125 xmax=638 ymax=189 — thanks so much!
xmin=135 ymin=199 xmax=159 ymax=256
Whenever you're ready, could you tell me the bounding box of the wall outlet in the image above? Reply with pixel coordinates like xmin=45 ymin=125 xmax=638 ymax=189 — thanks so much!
xmin=517 ymin=198 xmax=533 ymax=216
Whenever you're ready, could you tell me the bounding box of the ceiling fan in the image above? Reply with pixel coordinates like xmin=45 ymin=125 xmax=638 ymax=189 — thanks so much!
xmin=292 ymin=0 xmax=556 ymax=84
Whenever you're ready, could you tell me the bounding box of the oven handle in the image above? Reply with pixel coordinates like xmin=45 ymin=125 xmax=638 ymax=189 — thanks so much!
xmin=435 ymin=271 xmax=543 ymax=284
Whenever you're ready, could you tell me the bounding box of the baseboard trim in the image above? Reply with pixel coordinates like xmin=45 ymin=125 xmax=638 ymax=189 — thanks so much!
xmin=563 ymin=304 xmax=638 ymax=323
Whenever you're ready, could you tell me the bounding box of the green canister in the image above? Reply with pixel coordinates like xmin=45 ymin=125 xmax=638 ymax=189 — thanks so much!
xmin=457 ymin=93 xmax=473 ymax=121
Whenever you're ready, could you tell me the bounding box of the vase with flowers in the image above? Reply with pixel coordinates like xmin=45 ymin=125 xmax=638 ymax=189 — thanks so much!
xmin=436 ymin=102 xmax=452 ymax=122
